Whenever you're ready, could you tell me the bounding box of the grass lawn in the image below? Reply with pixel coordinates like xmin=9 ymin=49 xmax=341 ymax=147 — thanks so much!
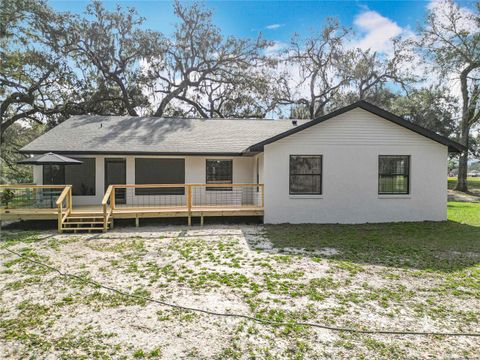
xmin=266 ymin=201 xmax=480 ymax=272
xmin=448 ymin=176 xmax=480 ymax=194
xmin=0 ymin=202 xmax=479 ymax=358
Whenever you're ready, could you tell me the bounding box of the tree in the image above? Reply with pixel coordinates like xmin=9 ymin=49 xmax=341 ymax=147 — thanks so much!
xmin=0 ymin=0 xmax=79 ymax=138
xmin=144 ymin=0 xmax=271 ymax=118
xmin=282 ymin=19 xmax=351 ymax=119
xmin=329 ymin=87 xmax=399 ymax=112
xmin=184 ymin=65 xmax=282 ymax=118
xmin=344 ymin=40 xmax=415 ymax=101
xmin=0 ymin=122 xmax=45 ymax=183
xmin=390 ymin=87 xmax=459 ymax=137
xmin=419 ymin=0 xmax=480 ymax=192
xmin=58 ymin=1 xmax=165 ymax=116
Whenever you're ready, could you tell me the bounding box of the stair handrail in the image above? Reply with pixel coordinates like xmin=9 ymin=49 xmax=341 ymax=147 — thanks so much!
xmin=56 ymin=186 xmax=72 ymax=233
xmin=102 ymin=185 xmax=114 ymax=232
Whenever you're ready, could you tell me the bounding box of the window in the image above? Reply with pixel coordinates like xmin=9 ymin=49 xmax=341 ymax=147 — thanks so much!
xmin=43 ymin=165 xmax=65 ymax=185
xmin=135 ymin=158 xmax=185 ymax=195
xmin=44 ymin=158 xmax=96 ymax=196
xmin=378 ymin=155 xmax=410 ymax=195
xmin=66 ymin=158 xmax=96 ymax=196
xmin=289 ymin=155 xmax=322 ymax=195
xmin=206 ymin=160 xmax=232 ymax=191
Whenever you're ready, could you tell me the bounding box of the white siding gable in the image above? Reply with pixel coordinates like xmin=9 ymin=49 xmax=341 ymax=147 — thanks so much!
xmin=264 ymin=108 xmax=448 ymax=224
xmin=275 ymin=108 xmax=443 ymax=148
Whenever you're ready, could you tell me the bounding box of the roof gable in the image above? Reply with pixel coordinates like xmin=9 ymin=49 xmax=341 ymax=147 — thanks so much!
xmin=246 ymin=101 xmax=465 ymax=153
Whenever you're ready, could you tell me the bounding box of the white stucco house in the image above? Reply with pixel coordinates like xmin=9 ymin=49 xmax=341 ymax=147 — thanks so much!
xmin=20 ymin=101 xmax=464 ymax=224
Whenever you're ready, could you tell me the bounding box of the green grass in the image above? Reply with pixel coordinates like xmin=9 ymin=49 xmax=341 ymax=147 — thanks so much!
xmin=265 ymin=201 xmax=480 ymax=272
xmin=448 ymin=177 xmax=480 ymax=193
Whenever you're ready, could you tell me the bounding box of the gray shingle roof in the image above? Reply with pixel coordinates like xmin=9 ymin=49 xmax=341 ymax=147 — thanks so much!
xmin=21 ymin=115 xmax=309 ymax=155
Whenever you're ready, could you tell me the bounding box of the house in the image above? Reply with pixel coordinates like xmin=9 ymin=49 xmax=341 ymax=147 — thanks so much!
xmin=16 ymin=100 xmax=464 ymax=225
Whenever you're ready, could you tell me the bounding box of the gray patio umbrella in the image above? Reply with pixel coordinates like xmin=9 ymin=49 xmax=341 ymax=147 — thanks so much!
xmin=17 ymin=152 xmax=83 ymax=165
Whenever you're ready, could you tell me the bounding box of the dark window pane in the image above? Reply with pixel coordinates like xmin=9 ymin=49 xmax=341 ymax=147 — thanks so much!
xmin=289 ymin=155 xmax=322 ymax=194
xmin=206 ymin=160 xmax=232 ymax=191
xmin=290 ymin=155 xmax=322 ymax=174
xmin=43 ymin=165 xmax=65 ymax=185
xmin=135 ymin=158 xmax=185 ymax=195
xmin=290 ymin=175 xmax=321 ymax=194
xmin=65 ymin=158 xmax=96 ymax=196
xmin=378 ymin=156 xmax=409 ymax=194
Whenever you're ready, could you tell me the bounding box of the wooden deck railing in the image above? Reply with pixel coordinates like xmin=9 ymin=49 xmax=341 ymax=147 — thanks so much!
xmin=0 ymin=184 xmax=67 ymax=210
xmin=1 ymin=183 xmax=264 ymax=229
xmin=107 ymin=183 xmax=264 ymax=210
xmin=0 ymin=184 xmax=72 ymax=231
xmin=102 ymin=185 xmax=114 ymax=231
xmin=55 ymin=185 xmax=73 ymax=232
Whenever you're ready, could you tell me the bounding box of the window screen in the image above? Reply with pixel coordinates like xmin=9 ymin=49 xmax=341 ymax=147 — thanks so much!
xmin=378 ymin=155 xmax=410 ymax=194
xmin=206 ymin=160 xmax=232 ymax=191
xmin=65 ymin=158 xmax=96 ymax=196
xmin=289 ymin=155 xmax=322 ymax=195
xmin=135 ymin=158 xmax=185 ymax=195
xmin=43 ymin=165 xmax=65 ymax=185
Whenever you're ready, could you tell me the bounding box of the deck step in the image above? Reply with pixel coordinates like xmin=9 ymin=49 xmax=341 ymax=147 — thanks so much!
xmin=63 ymin=221 xmax=111 ymax=225
xmin=62 ymin=211 xmax=111 ymax=232
xmin=68 ymin=215 xmax=104 ymax=218
xmin=61 ymin=227 xmax=106 ymax=231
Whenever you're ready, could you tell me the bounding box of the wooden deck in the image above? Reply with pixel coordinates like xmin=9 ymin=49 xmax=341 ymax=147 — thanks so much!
xmin=1 ymin=205 xmax=264 ymax=219
xmin=1 ymin=183 xmax=264 ymax=231
xmin=1 ymin=203 xmax=265 ymax=225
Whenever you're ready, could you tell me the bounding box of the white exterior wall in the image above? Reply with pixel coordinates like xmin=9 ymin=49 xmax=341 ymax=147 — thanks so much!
xmin=264 ymin=108 xmax=448 ymax=224
xmin=34 ymin=155 xmax=256 ymax=206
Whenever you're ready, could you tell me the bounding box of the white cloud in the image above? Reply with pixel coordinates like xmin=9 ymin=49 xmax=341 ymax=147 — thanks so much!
xmin=352 ymin=10 xmax=405 ymax=53
xmin=265 ymin=23 xmax=283 ymax=30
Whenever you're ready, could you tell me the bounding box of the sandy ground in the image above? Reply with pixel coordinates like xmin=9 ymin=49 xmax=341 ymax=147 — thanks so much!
xmin=0 ymin=225 xmax=478 ymax=359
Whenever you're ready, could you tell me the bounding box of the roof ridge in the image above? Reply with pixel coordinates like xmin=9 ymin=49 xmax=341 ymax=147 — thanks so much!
xmin=68 ymin=115 xmax=307 ymax=122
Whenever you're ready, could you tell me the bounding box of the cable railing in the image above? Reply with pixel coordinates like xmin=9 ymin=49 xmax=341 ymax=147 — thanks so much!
xmin=191 ymin=184 xmax=264 ymax=208
xmin=106 ymin=184 xmax=264 ymax=211
xmin=0 ymin=184 xmax=72 ymax=232
xmin=0 ymin=185 xmax=66 ymax=210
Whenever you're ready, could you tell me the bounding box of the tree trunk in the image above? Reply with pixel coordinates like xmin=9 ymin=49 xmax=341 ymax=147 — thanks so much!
xmin=154 ymin=85 xmax=187 ymax=117
xmin=455 ymin=122 xmax=470 ymax=192
xmin=456 ymin=154 xmax=469 ymax=192
xmin=454 ymin=65 xmax=473 ymax=192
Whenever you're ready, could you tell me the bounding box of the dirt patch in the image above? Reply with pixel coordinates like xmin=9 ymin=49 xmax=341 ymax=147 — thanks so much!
xmin=0 ymin=226 xmax=478 ymax=358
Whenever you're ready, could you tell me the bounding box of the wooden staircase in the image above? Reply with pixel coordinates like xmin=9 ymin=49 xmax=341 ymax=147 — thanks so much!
xmin=61 ymin=211 xmax=111 ymax=232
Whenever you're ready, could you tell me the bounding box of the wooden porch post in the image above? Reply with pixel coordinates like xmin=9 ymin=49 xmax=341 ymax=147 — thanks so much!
xmin=111 ymin=187 xmax=116 ymax=210
xmin=187 ymin=184 xmax=192 ymax=226
xmin=57 ymin=203 xmax=63 ymax=233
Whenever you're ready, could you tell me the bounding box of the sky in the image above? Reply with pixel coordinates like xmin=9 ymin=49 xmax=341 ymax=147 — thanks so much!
xmin=48 ymin=0 xmax=478 ymax=54
xmin=47 ymin=0 xmax=479 ymax=140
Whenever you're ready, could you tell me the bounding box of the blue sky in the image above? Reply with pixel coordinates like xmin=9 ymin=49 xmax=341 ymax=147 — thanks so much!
xmin=48 ymin=1 xmax=477 ymax=49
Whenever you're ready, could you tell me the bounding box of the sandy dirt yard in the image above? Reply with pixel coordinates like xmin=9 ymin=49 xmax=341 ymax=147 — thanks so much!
xmin=0 ymin=225 xmax=479 ymax=359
